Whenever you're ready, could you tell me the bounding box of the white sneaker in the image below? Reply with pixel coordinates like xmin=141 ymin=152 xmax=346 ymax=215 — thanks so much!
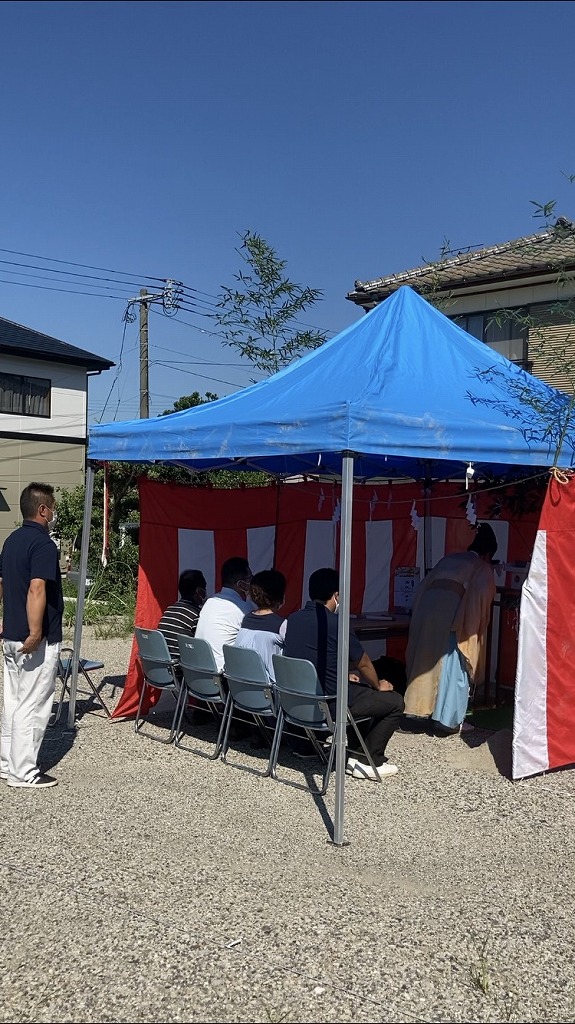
xmin=346 ymin=757 xmax=398 ymax=780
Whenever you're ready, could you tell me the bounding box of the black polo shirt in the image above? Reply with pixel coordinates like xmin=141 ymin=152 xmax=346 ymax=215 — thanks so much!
xmin=0 ymin=521 xmax=64 ymax=643
xmin=283 ymin=600 xmax=364 ymax=700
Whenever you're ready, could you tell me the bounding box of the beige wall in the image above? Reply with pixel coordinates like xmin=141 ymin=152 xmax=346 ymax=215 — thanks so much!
xmin=0 ymin=438 xmax=85 ymax=549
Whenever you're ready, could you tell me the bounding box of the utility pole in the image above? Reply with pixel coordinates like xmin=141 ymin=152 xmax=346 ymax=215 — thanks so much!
xmin=124 ymin=280 xmax=183 ymax=419
xmin=139 ymin=289 xmax=149 ymax=418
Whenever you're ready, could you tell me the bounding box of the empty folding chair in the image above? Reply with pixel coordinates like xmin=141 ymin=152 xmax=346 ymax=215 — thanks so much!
xmin=134 ymin=627 xmax=182 ymax=743
xmin=270 ymin=654 xmax=381 ymax=795
xmin=50 ymin=647 xmax=110 ymax=725
xmin=174 ymin=636 xmax=227 ymax=759
xmin=221 ymin=644 xmax=277 ymax=777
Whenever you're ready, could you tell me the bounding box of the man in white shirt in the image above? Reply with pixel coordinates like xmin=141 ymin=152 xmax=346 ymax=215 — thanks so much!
xmin=195 ymin=557 xmax=252 ymax=671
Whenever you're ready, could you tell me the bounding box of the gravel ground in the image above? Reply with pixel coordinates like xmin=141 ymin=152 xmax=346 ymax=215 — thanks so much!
xmin=1 ymin=626 xmax=575 ymax=1024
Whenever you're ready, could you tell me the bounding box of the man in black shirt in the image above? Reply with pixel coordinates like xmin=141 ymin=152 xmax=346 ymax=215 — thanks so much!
xmin=284 ymin=567 xmax=404 ymax=780
xmin=157 ymin=569 xmax=207 ymax=671
xmin=0 ymin=482 xmax=64 ymax=789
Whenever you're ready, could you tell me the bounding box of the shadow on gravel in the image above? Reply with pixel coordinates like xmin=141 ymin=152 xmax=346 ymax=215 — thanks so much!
xmin=40 ymin=718 xmax=77 ymax=773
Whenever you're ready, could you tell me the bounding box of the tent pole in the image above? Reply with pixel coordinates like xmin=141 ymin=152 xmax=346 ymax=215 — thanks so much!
xmin=333 ymin=452 xmax=354 ymax=847
xmin=67 ymin=461 xmax=95 ymax=729
xmin=423 ymin=465 xmax=432 ymax=574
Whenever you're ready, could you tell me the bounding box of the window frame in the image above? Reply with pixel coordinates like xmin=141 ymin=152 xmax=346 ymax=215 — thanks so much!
xmin=0 ymin=370 xmax=52 ymax=418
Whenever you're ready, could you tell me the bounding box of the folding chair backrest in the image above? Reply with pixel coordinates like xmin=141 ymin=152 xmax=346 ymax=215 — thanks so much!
xmin=177 ymin=636 xmax=222 ymax=700
xmin=222 ymin=644 xmax=274 ymax=714
xmin=135 ymin=627 xmax=177 ymax=688
xmin=272 ymin=654 xmax=331 ymax=730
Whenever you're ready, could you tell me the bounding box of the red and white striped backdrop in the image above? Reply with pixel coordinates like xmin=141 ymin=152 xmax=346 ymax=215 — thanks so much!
xmin=513 ymin=474 xmax=575 ymax=779
xmin=113 ymin=476 xmax=540 ymax=719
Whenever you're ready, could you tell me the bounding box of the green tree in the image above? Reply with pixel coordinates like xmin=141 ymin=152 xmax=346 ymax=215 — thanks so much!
xmin=215 ymin=230 xmax=327 ymax=375
xmin=160 ymin=391 xmax=218 ymax=416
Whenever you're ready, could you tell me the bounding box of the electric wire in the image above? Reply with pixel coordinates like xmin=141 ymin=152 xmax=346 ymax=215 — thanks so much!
xmin=0 ymin=276 xmax=129 ymax=300
xmin=0 ymin=246 xmax=167 ymax=282
xmin=96 ymin=318 xmax=132 ymax=423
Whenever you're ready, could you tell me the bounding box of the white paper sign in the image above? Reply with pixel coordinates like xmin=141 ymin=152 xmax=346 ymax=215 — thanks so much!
xmin=394 ymin=566 xmax=420 ymax=612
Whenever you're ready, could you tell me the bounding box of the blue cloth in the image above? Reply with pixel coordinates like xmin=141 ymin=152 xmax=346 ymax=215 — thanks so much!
xmin=234 ymin=611 xmax=285 ymax=682
xmin=432 ymin=631 xmax=470 ymax=729
xmin=88 ymin=286 xmax=575 ymax=478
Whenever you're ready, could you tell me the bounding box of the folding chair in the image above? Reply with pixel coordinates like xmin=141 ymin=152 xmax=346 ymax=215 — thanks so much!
xmin=221 ymin=644 xmax=277 ymax=777
xmin=50 ymin=647 xmax=110 ymax=725
xmin=270 ymin=654 xmax=381 ymax=795
xmin=134 ymin=627 xmax=182 ymax=744
xmin=174 ymin=636 xmax=227 ymax=759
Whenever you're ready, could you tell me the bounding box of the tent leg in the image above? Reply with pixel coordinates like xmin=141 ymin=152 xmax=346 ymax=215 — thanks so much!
xmin=67 ymin=462 xmax=95 ymax=729
xmin=423 ymin=464 xmax=432 ymax=574
xmin=332 ymin=452 xmax=354 ymax=848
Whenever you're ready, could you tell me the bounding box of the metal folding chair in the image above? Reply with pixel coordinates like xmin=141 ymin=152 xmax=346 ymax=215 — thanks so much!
xmin=221 ymin=644 xmax=277 ymax=777
xmin=270 ymin=654 xmax=380 ymax=795
xmin=174 ymin=636 xmax=227 ymax=759
xmin=134 ymin=627 xmax=182 ymax=743
xmin=50 ymin=646 xmax=110 ymax=725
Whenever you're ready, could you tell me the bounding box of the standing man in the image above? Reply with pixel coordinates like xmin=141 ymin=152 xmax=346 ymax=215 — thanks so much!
xmin=0 ymin=482 xmax=63 ymax=788
xmin=195 ymin=556 xmax=252 ymax=671
xmin=283 ymin=567 xmax=404 ymax=781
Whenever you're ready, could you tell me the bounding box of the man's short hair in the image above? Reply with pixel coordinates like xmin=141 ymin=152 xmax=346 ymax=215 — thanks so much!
xmin=308 ymin=567 xmax=339 ymax=603
xmin=221 ymin=556 xmax=251 ymax=587
xmin=178 ymin=569 xmax=206 ymax=601
xmin=20 ymin=482 xmax=55 ymax=520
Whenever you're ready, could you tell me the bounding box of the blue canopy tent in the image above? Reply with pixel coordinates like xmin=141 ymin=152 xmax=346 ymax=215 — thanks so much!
xmin=73 ymin=286 xmax=575 ymax=843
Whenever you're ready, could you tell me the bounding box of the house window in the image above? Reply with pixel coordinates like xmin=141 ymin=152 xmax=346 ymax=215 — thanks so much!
xmin=0 ymin=371 xmax=51 ymax=417
xmin=453 ymin=309 xmax=529 ymax=369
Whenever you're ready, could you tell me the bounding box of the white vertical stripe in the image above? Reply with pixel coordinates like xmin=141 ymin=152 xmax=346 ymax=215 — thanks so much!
xmin=362 ymin=520 xmax=393 ymax=613
xmin=302 ymin=521 xmax=335 ymax=607
xmin=247 ymin=525 xmax=275 ymax=573
xmin=513 ymin=530 xmax=549 ymax=779
xmin=430 ymin=517 xmax=447 ymax=567
xmin=178 ymin=529 xmax=216 ymax=596
xmin=416 ymin=516 xmax=446 ymax=574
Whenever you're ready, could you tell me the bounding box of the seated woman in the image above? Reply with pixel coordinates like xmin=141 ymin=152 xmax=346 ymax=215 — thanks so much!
xmin=403 ymin=522 xmax=498 ymax=733
xmin=234 ymin=569 xmax=286 ymax=681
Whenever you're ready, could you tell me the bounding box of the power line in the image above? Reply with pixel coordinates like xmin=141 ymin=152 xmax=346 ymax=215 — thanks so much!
xmin=0 ymin=266 xmax=136 ymax=294
xmin=0 ymin=276 xmax=128 ymax=300
xmin=97 ymin=317 xmax=133 ymax=422
xmin=0 ymin=256 xmax=154 ymax=291
xmin=154 ymin=360 xmax=249 ymax=389
xmin=0 ymin=246 xmax=167 ymax=282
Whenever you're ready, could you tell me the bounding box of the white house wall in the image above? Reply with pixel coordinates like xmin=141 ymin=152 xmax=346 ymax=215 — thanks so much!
xmin=0 ymin=354 xmax=87 ymax=439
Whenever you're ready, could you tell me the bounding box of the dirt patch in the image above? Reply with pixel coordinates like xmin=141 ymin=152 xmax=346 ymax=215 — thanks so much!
xmin=446 ymin=727 xmax=513 ymax=779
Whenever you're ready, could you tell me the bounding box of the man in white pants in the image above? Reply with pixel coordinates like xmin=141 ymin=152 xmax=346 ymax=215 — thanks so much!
xmin=0 ymin=482 xmax=63 ymax=789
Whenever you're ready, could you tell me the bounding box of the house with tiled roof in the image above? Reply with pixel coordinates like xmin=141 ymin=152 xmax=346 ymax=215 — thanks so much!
xmin=0 ymin=317 xmax=113 ymax=546
xmin=346 ymin=217 xmax=575 ymax=393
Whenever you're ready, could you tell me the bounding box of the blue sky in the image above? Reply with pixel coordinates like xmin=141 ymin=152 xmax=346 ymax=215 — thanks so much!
xmin=1 ymin=0 xmax=574 ymax=422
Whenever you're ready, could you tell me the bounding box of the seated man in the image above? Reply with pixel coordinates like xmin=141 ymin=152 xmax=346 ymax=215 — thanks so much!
xmin=283 ymin=567 xmax=404 ymax=781
xmin=157 ymin=569 xmax=207 ymax=669
xmin=195 ymin=556 xmax=252 ymax=672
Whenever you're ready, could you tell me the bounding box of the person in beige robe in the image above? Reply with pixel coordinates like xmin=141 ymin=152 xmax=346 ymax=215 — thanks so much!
xmin=404 ymin=523 xmax=498 ymax=729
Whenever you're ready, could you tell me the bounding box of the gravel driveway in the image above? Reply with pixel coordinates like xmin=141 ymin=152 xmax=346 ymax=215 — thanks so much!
xmin=1 ymin=626 xmax=574 ymax=1024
